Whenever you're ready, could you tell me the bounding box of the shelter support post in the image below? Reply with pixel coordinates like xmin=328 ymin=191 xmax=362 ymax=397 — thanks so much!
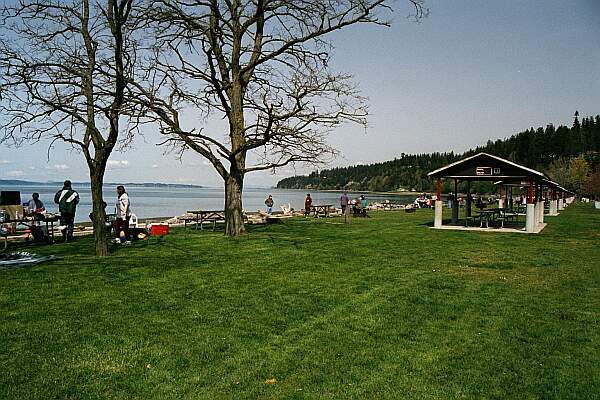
xmin=526 ymin=179 xmax=535 ymax=233
xmin=558 ymin=192 xmax=564 ymax=211
xmin=550 ymin=199 xmax=557 ymax=215
xmin=466 ymin=180 xmax=472 ymax=218
xmin=451 ymin=179 xmax=458 ymax=224
xmin=550 ymin=189 xmax=558 ymax=215
xmin=434 ymin=200 xmax=443 ymax=228
xmin=539 ymin=190 xmax=545 ymax=225
xmin=526 ymin=203 xmax=536 ymax=232
xmin=539 ymin=185 xmax=544 ymax=222
xmin=434 ymin=177 xmax=443 ymax=228
xmin=534 ymin=183 xmax=540 ymax=226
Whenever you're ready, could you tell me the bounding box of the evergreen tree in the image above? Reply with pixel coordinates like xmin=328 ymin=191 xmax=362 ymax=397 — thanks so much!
xmin=277 ymin=114 xmax=600 ymax=194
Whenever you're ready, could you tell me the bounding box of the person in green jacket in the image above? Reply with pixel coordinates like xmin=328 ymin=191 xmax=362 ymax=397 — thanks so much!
xmin=54 ymin=180 xmax=79 ymax=241
xmin=360 ymin=195 xmax=368 ymax=217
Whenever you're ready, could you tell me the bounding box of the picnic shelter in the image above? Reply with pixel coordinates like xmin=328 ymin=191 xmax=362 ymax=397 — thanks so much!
xmin=427 ymin=152 xmax=575 ymax=233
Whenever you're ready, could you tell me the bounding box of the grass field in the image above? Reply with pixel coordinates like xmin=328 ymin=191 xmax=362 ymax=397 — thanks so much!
xmin=1 ymin=203 xmax=599 ymax=399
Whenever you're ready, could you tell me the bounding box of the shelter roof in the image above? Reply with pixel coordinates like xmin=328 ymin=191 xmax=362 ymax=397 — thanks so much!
xmin=492 ymin=178 xmax=572 ymax=193
xmin=427 ymin=153 xmax=547 ymax=181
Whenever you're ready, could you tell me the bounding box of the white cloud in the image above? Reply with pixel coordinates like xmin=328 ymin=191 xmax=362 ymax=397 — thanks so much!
xmin=6 ymin=170 xmax=24 ymax=177
xmin=45 ymin=164 xmax=70 ymax=172
xmin=107 ymin=160 xmax=129 ymax=169
xmin=0 ymin=160 xmax=10 ymax=165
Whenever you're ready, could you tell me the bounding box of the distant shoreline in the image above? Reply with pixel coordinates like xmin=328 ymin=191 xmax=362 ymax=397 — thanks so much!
xmin=284 ymin=188 xmax=418 ymax=196
xmin=0 ymin=179 xmax=204 ymax=189
xmin=2 ymin=181 xmax=420 ymax=195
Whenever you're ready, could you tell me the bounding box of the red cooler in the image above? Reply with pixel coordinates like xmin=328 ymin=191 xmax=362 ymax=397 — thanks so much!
xmin=149 ymin=223 xmax=169 ymax=236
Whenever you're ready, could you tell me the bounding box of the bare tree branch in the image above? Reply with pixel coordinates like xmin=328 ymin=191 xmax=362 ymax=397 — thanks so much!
xmin=130 ymin=0 xmax=427 ymax=235
xmin=0 ymin=0 xmax=148 ymax=256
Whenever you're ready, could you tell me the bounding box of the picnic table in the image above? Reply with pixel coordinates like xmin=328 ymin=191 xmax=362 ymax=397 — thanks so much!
xmin=184 ymin=210 xmax=225 ymax=230
xmin=476 ymin=208 xmax=503 ymax=228
xmin=475 ymin=208 xmax=520 ymax=228
xmin=1 ymin=214 xmax=60 ymax=243
xmin=310 ymin=204 xmax=333 ymax=218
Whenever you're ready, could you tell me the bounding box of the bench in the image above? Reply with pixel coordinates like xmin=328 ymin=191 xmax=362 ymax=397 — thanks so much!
xmin=501 ymin=212 xmax=520 ymax=226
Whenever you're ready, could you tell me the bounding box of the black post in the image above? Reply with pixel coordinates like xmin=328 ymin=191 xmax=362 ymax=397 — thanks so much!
xmin=452 ymin=178 xmax=459 ymax=224
xmin=466 ymin=180 xmax=472 ymax=218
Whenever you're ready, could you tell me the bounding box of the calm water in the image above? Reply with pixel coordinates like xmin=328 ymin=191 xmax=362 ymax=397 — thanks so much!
xmin=2 ymin=184 xmax=416 ymax=222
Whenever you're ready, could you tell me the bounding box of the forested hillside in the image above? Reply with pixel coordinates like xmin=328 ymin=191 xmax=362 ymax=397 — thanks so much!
xmin=277 ymin=114 xmax=600 ymax=195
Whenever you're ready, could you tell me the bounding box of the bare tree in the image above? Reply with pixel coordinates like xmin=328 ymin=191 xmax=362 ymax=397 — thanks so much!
xmin=132 ymin=0 xmax=426 ymax=236
xmin=0 ymin=0 xmax=143 ymax=256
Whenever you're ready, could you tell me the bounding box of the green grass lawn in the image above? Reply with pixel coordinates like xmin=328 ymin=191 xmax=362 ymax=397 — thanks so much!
xmin=1 ymin=204 xmax=599 ymax=399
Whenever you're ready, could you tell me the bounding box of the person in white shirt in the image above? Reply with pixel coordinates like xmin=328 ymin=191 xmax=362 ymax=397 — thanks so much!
xmin=114 ymin=185 xmax=132 ymax=244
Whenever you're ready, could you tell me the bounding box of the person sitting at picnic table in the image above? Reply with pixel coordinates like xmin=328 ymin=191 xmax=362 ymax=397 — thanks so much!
xmin=89 ymin=201 xmax=114 ymax=236
xmin=475 ymin=195 xmax=486 ymax=210
xmin=415 ymin=193 xmax=430 ymax=208
xmin=360 ymin=195 xmax=368 ymax=217
xmin=304 ymin=194 xmax=312 ymax=217
xmin=113 ymin=185 xmax=132 ymax=245
xmin=352 ymin=197 xmax=361 ymax=215
xmin=27 ymin=192 xmax=45 ymax=217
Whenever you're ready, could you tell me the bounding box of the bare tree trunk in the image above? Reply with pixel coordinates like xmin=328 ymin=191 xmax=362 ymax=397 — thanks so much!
xmin=90 ymin=169 xmax=108 ymax=256
xmin=224 ymin=171 xmax=246 ymax=236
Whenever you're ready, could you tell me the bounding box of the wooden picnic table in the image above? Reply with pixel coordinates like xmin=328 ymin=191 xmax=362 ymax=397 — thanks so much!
xmin=310 ymin=204 xmax=333 ymax=218
xmin=2 ymin=214 xmax=60 ymax=243
xmin=185 ymin=210 xmax=225 ymax=230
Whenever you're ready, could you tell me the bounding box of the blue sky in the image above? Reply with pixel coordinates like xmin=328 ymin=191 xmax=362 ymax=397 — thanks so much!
xmin=1 ymin=0 xmax=599 ymax=187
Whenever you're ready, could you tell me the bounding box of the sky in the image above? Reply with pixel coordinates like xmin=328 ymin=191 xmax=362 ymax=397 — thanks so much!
xmin=1 ymin=0 xmax=599 ymax=187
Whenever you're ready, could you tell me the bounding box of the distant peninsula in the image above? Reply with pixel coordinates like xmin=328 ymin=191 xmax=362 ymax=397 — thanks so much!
xmin=0 ymin=179 xmax=203 ymax=189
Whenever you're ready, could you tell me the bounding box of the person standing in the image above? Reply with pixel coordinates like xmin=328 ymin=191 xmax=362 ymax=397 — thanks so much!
xmin=447 ymin=192 xmax=454 ymax=209
xmin=54 ymin=180 xmax=79 ymax=241
xmin=264 ymin=195 xmax=274 ymax=214
xmin=304 ymin=193 xmax=313 ymax=217
xmin=114 ymin=185 xmax=131 ymax=245
xmin=340 ymin=192 xmax=349 ymax=215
